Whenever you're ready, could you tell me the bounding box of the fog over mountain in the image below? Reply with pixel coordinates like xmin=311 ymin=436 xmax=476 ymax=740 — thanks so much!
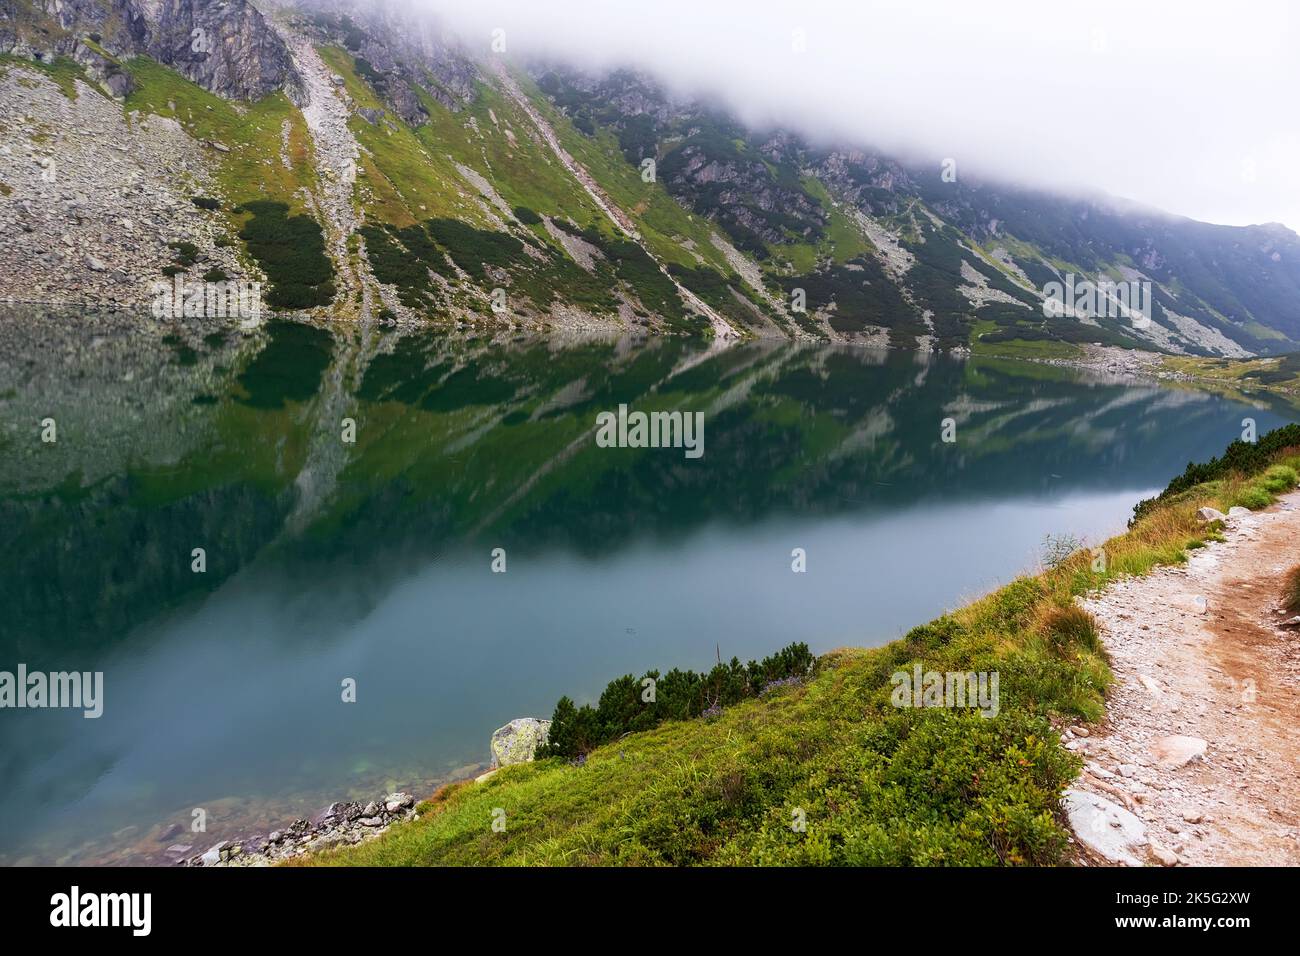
xmin=415 ymin=0 xmax=1300 ymax=232
xmin=4 ymin=0 xmax=1298 ymax=353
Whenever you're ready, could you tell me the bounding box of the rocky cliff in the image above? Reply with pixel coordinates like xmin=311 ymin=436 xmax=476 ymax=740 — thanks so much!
xmin=1 ymin=0 xmax=296 ymax=98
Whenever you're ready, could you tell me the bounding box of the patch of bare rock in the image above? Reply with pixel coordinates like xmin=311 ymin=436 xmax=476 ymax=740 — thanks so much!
xmin=0 ymin=70 xmax=247 ymax=309
xmin=180 ymin=792 xmax=416 ymax=866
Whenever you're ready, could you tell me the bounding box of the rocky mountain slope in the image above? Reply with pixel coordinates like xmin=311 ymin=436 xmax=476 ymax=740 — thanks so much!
xmin=2 ymin=0 xmax=1298 ymax=356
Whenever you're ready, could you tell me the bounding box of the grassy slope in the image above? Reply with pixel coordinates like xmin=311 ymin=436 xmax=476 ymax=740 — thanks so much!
xmin=517 ymin=71 xmax=731 ymax=274
xmin=1160 ymin=354 xmax=1300 ymax=398
xmin=123 ymin=57 xmax=315 ymax=211
xmin=316 ymin=45 xmax=485 ymax=230
xmin=969 ymin=321 xmax=1085 ymax=360
xmin=304 ymin=441 xmax=1300 ymax=866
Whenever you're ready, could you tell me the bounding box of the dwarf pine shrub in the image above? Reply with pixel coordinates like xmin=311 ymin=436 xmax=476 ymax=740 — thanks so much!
xmin=538 ymin=642 xmax=815 ymax=760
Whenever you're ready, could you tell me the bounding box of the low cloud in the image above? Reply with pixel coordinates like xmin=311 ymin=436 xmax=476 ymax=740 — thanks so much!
xmin=408 ymin=0 xmax=1300 ymax=231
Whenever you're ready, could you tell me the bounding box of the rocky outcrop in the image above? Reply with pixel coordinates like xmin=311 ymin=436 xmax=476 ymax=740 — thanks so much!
xmin=182 ymin=792 xmax=417 ymax=866
xmin=1 ymin=0 xmax=298 ymax=101
xmin=307 ymin=0 xmax=478 ymax=116
xmin=145 ymin=0 xmax=298 ymax=101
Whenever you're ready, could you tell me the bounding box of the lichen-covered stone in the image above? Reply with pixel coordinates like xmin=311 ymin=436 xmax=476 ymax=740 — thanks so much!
xmin=490 ymin=717 xmax=551 ymax=768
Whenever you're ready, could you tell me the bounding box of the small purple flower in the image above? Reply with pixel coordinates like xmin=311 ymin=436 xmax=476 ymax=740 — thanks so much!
xmin=761 ymin=676 xmax=804 ymax=694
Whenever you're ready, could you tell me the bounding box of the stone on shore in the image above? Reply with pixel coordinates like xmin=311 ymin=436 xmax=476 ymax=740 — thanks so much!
xmin=490 ymin=717 xmax=552 ymax=768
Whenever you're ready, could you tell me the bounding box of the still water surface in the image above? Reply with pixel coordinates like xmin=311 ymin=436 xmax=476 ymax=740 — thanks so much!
xmin=0 ymin=311 xmax=1293 ymax=863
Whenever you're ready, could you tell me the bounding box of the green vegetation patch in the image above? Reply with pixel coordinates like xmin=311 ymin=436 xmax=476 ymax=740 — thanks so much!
xmin=541 ymin=643 xmax=815 ymax=760
xmin=237 ymin=201 xmax=335 ymax=310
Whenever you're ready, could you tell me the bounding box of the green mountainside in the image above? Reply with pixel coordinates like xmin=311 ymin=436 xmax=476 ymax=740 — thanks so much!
xmin=3 ymin=0 xmax=1299 ymax=356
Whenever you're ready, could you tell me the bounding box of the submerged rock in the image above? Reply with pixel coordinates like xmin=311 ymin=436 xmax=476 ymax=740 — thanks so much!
xmin=490 ymin=717 xmax=552 ymax=768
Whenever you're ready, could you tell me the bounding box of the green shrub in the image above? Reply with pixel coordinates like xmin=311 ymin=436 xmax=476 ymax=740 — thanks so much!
xmin=202 ymin=267 xmax=230 ymax=283
xmin=538 ymin=642 xmax=815 ymax=760
xmin=238 ymin=201 xmax=335 ymax=309
xmin=1261 ymin=464 xmax=1298 ymax=493
xmin=1233 ymin=484 xmax=1272 ymax=510
xmin=191 ymin=196 xmax=221 ymax=211
xmin=512 ymin=206 xmax=542 ymax=225
xmin=168 ymin=240 xmax=199 ymax=267
xmin=425 ymin=217 xmax=522 ymax=282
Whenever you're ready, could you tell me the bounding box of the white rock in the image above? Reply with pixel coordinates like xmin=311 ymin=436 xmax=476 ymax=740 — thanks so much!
xmin=384 ymin=791 xmax=414 ymax=813
xmin=490 ymin=717 xmax=552 ymax=767
xmin=1196 ymin=507 xmax=1227 ymax=522
xmin=200 ymin=843 xmax=224 ymax=866
xmin=1227 ymin=506 xmax=1252 ymax=518
xmin=1064 ymin=789 xmax=1149 ymax=866
xmin=1149 ymin=735 xmax=1208 ymax=769
xmin=1149 ymin=841 xmax=1179 ymax=866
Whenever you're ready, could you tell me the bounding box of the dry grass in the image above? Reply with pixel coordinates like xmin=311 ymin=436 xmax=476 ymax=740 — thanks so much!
xmin=1284 ymin=565 xmax=1300 ymax=615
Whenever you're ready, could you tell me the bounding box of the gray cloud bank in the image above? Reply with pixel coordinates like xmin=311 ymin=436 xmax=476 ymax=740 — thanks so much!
xmin=392 ymin=0 xmax=1299 ymax=231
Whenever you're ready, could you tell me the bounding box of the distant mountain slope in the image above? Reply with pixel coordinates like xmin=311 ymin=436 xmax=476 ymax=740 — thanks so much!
xmin=2 ymin=0 xmax=1298 ymax=355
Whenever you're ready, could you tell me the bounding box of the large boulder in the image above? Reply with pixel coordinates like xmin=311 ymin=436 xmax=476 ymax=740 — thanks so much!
xmin=1063 ymin=789 xmax=1148 ymax=866
xmin=490 ymin=717 xmax=552 ymax=768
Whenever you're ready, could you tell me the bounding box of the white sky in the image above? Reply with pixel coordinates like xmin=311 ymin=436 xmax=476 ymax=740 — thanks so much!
xmin=400 ymin=0 xmax=1300 ymax=232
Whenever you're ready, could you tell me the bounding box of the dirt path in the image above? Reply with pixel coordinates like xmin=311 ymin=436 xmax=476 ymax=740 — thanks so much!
xmin=1070 ymin=492 xmax=1300 ymax=865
